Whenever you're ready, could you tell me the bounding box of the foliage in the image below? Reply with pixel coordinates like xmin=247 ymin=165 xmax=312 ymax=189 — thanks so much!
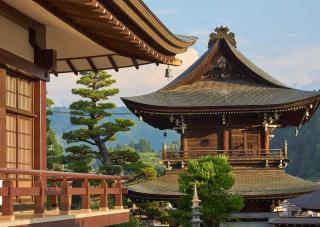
xmin=62 ymin=71 xmax=134 ymax=166
xmin=63 ymin=145 xmax=95 ymax=173
xmin=46 ymin=97 xmax=63 ymax=171
xmin=271 ymin=109 xmax=320 ymax=180
xmin=99 ymin=145 xmax=157 ymax=182
xmin=110 ymin=215 xmax=146 ymax=227
xmin=177 ymin=155 xmax=244 ymax=227
xmin=129 ymin=138 xmax=155 ymax=152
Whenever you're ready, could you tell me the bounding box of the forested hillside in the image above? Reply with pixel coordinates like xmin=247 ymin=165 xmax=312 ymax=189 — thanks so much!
xmin=50 ymin=107 xmax=320 ymax=180
xmin=271 ymin=109 xmax=320 ymax=180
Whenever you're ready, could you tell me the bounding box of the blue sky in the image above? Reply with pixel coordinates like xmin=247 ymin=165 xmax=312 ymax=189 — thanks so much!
xmin=48 ymin=1 xmax=320 ymax=106
xmin=145 ymin=0 xmax=320 ymax=55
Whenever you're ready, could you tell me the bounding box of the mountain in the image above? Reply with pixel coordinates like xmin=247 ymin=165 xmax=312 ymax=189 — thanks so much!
xmin=49 ymin=106 xmax=179 ymax=152
xmin=50 ymin=107 xmax=320 ymax=180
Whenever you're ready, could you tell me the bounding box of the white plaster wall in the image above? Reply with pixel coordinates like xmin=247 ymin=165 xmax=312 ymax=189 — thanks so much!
xmin=0 ymin=14 xmax=34 ymax=62
xmin=219 ymin=221 xmax=272 ymax=227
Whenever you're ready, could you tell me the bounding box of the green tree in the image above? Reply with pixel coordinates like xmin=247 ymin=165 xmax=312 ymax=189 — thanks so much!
xmin=46 ymin=97 xmax=63 ymax=171
xmin=101 ymin=145 xmax=157 ymax=182
xmin=63 ymin=145 xmax=95 ymax=173
xmin=177 ymin=155 xmax=244 ymax=227
xmin=62 ymin=71 xmax=134 ymax=166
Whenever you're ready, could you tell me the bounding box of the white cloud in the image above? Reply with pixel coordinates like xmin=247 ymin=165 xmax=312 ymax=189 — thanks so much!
xmin=251 ymin=45 xmax=320 ymax=89
xmin=47 ymin=48 xmax=200 ymax=107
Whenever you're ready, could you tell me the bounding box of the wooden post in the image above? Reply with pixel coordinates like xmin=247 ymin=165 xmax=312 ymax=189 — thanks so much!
xmin=1 ymin=179 xmax=15 ymax=221
xmin=81 ymin=178 xmax=91 ymax=212
xmin=34 ymin=80 xmax=47 ymax=171
xmin=162 ymin=143 xmax=167 ymax=160
xmin=34 ymin=177 xmax=46 ymax=217
xmin=59 ymin=178 xmax=70 ymax=215
xmin=114 ymin=181 xmax=123 ymax=209
xmin=50 ymin=181 xmax=58 ymax=208
xmin=0 ymin=69 xmax=6 ymax=168
xmin=181 ymin=134 xmax=188 ymax=160
xmin=100 ymin=180 xmax=108 ymax=211
xmin=284 ymin=140 xmax=288 ymax=159
xmin=264 ymin=129 xmax=270 ymax=155
xmin=223 ymin=129 xmax=229 ymax=154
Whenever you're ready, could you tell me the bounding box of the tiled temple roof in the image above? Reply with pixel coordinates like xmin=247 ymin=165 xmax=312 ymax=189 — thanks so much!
xmin=128 ymin=170 xmax=320 ymax=200
xmin=288 ymin=190 xmax=320 ymax=211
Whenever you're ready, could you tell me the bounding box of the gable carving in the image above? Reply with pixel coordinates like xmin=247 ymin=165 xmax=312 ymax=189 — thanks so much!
xmin=201 ymin=55 xmax=246 ymax=81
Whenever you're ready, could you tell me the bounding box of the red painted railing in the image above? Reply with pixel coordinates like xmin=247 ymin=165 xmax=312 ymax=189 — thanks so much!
xmin=0 ymin=168 xmax=128 ymax=220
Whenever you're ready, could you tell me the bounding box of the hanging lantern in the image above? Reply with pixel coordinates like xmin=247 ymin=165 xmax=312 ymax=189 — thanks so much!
xmin=165 ymin=65 xmax=172 ymax=78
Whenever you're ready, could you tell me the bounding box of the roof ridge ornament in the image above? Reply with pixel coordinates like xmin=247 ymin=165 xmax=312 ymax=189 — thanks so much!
xmin=208 ymin=26 xmax=237 ymax=48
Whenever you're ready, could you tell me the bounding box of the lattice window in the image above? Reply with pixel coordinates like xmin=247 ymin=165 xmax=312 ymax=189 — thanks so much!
xmin=6 ymin=75 xmax=17 ymax=108
xmin=247 ymin=131 xmax=260 ymax=150
xmin=5 ymin=73 xmax=34 ymax=191
xmin=231 ymin=130 xmax=244 ymax=150
xmin=6 ymin=74 xmax=33 ymax=112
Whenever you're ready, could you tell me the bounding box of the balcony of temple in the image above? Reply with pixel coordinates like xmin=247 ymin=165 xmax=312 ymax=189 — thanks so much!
xmin=161 ymin=140 xmax=289 ymax=170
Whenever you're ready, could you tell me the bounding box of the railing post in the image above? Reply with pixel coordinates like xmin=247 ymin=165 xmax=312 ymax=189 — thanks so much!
xmin=59 ymin=178 xmax=70 ymax=215
xmin=81 ymin=178 xmax=91 ymax=212
xmin=162 ymin=143 xmax=167 ymax=160
xmin=0 ymin=179 xmax=15 ymax=221
xmin=114 ymin=180 xmax=123 ymax=209
xmin=34 ymin=176 xmax=46 ymax=217
xmin=284 ymin=140 xmax=288 ymax=159
xmin=100 ymin=180 xmax=108 ymax=211
xmin=50 ymin=181 xmax=58 ymax=209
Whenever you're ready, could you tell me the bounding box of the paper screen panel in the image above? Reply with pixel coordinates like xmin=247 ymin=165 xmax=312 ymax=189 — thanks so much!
xmin=6 ymin=75 xmax=17 ymax=108
xmin=18 ymin=79 xmax=33 ymax=112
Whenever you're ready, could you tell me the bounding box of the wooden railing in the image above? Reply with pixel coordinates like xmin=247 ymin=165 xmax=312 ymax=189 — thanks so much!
xmin=0 ymin=168 xmax=128 ymax=220
xmin=163 ymin=149 xmax=287 ymax=161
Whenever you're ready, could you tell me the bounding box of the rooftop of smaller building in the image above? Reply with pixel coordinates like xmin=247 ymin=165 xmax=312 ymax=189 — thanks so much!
xmin=288 ymin=190 xmax=320 ymax=211
xmin=128 ymin=169 xmax=320 ymax=201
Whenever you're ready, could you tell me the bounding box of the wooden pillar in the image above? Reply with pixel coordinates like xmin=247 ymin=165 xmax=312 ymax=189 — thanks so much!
xmin=81 ymin=179 xmax=91 ymax=212
xmin=0 ymin=69 xmax=6 ymax=168
xmin=34 ymin=80 xmax=47 ymax=171
xmin=59 ymin=178 xmax=70 ymax=215
xmin=223 ymin=129 xmax=229 ymax=154
xmin=114 ymin=181 xmax=123 ymax=209
xmin=100 ymin=180 xmax=108 ymax=211
xmin=1 ymin=179 xmax=15 ymax=221
xmin=181 ymin=134 xmax=188 ymax=159
xmin=34 ymin=177 xmax=46 ymax=217
xmin=264 ymin=129 xmax=270 ymax=155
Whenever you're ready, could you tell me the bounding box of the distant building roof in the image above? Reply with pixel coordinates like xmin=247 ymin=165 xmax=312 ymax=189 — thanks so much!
xmin=269 ymin=217 xmax=320 ymax=226
xmin=288 ymin=190 xmax=320 ymax=211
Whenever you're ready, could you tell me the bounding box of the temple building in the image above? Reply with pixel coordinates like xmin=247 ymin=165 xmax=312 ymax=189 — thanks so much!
xmin=122 ymin=27 xmax=320 ymax=224
xmin=0 ymin=0 xmax=195 ymax=226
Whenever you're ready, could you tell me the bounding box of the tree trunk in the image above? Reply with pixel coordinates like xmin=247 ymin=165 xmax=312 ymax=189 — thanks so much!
xmin=95 ymin=137 xmax=111 ymax=165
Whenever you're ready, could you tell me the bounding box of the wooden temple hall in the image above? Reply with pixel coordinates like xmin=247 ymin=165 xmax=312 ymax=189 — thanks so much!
xmin=123 ymin=27 xmax=320 ymax=220
xmin=0 ymin=0 xmax=195 ymax=226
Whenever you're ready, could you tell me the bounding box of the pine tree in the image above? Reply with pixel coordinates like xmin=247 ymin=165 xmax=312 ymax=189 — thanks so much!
xmin=62 ymin=71 xmax=134 ymax=166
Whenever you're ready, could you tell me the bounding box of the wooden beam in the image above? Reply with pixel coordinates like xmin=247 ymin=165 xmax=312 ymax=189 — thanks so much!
xmin=131 ymin=58 xmax=139 ymax=69
xmin=0 ymin=48 xmax=48 ymax=81
xmin=86 ymin=57 xmax=98 ymax=73
xmin=107 ymin=55 xmax=119 ymax=72
xmin=65 ymin=59 xmax=78 ymax=75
